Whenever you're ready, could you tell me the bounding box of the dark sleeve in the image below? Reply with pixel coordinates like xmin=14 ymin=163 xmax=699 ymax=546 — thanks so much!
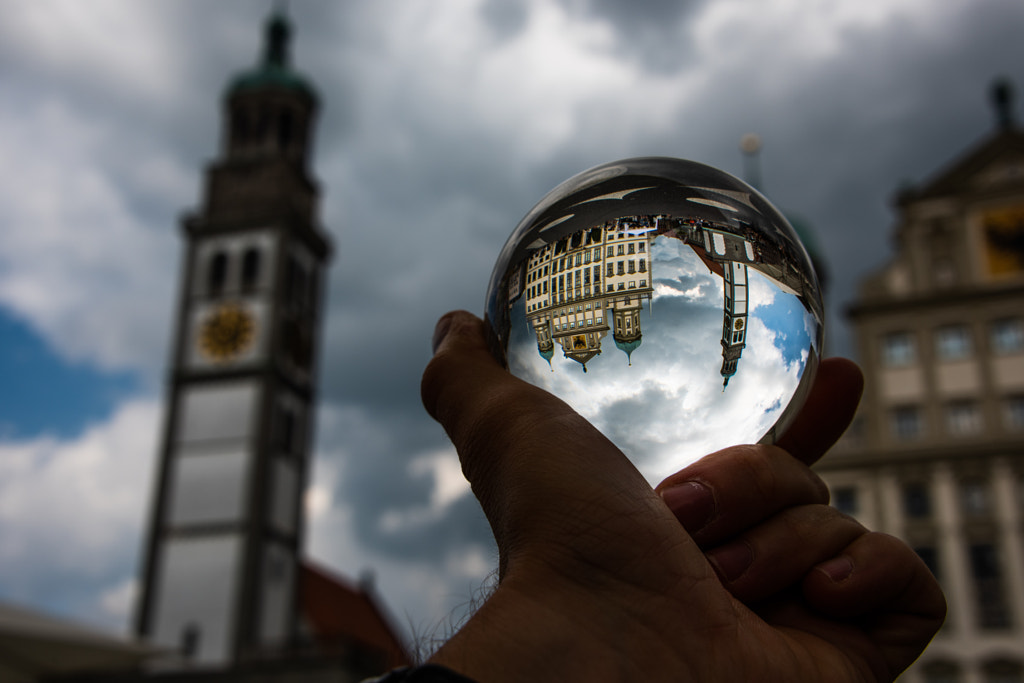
xmin=364 ymin=664 xmax=480 ymax=683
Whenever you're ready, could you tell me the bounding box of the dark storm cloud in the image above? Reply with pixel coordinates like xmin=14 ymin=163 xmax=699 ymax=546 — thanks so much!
xmin=316 ymin=404 xmax=493 ymax=563
xmin=552 ymin=0 xmax=711 ymax=73
xmin=479 ymin=0 xmax=530 ymax=42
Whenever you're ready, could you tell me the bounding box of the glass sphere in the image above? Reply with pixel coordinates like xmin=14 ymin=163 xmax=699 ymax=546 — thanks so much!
xmin=485 ymin=157 xmax=824 ymax=484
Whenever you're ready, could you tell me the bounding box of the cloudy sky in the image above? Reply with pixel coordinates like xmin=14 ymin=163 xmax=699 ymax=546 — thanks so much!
xmin=0 ymin=0 xmax=1021 ymax=652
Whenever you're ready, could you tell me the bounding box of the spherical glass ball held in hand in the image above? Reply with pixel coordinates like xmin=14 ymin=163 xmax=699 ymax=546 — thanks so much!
xmin=485 ymin=157 xmax=824 ymax=484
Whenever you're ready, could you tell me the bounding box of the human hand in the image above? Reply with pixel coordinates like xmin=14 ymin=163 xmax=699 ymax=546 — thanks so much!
xmin=421 ymin=310 xmax=945 ymax=683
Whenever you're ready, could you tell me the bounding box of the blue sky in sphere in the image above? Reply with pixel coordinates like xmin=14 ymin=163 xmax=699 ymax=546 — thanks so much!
xmin=750 ymin=281 xmax=815 ymax=370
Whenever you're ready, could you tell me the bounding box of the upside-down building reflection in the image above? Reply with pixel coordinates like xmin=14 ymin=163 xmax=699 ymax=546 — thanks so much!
xmin=521 ymin=218 xmax=654 ymax=371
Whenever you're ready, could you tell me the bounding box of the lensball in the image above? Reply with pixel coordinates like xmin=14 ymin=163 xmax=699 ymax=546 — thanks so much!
xmin=485 ymin=157 xmax=824 ymax=484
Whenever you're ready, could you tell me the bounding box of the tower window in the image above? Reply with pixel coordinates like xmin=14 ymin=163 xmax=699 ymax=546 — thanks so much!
xmin=277 ymin=110 xmax=293 ymax=151
xmin=241 ymin=248 xmax=261 ymax=294
xmin=285 ymin=256 xmax=308 ymax=311
xmin=208 ymin=252 xmax=228 ymax=298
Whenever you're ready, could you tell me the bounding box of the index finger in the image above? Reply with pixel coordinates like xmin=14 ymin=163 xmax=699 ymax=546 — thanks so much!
xmin=774 ymin=357 xmax=863 ymax=465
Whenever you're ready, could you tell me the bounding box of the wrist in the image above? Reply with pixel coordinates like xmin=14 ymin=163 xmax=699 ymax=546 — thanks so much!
xmin=429 ymin=570 xmax=708 ymax=683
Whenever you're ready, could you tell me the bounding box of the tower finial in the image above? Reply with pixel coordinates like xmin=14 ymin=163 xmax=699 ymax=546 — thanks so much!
xmin=264 ymin=7 xmax=291 ymax=68
xmin=991 ymin=78 xmax=1015 ymax=131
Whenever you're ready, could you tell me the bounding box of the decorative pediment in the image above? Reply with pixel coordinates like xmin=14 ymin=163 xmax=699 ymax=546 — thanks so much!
xmin=911 ymin=129 xmax=1024 ymax=201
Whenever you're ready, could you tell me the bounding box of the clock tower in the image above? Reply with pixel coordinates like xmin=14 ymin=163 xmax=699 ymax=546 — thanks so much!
xmin=135 ymin=11 xmax=331 ymax=666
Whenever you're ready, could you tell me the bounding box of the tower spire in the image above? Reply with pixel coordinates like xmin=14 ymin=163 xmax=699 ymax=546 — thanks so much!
xmin=264 ymin=8 xmax=291 ymax=68
xmin=991 ymin=77 xmax=1016 ymax=131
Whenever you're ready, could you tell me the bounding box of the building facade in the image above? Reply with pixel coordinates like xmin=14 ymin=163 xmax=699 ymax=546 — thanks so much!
xmin=818 ymin=81 xmax=1024 ymax=683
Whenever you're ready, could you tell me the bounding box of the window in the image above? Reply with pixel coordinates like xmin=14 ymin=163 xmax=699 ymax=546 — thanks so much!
xmin=606 ymin=246 xmax=614 ymax=258
xmin=208 ymin=252 xmax=228 ymax=297
xmin=891 ymin=406 xmax=923 ymax=440
xmin=992 ymin=318 xmax=1024 ymax=354
xmin=915 ymin=546 xmax=940 ymax=579
xmin=241 ymin=248 xmax=261 ymax=294
xmin=922 ymin=661 xmax=961 ymax=683
xmin=982 ymin=659 xmax=1024 ymax=683
xmin=935 ymin=325 xmax=972 ymax=360
xmin=832 ymin=487 xmax=858 ymax=515
xmin=1005 ymin=396 xmax=1024 ymax=431
xmin=882 ymin=331 xmax=916 ymax=367
xmin=960 ymin=478 xmax=991 ymax=517
xmin=946 ymin=401 xmax=981 ymax=436
xmin=628 ymin=243 xmax=635 ymax=254
xmin=970 ymin=543 xmax=1011 ymax=630
xmin=638 ymin=242 xmax=645 ymax=253
xmin=902 ymin=481 xmax=931 ymax=519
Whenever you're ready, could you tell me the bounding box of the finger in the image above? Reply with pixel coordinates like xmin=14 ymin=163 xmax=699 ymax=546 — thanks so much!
xmin=774 ymin=357 xmax=864 ymax=466
xmin=799 ymin=532 xmax=947 ymax=677
xmin=656 ymin=444 xmax=829 ymax=547
xmin=421 ymin=311 xmax=672 ymax=576
xmin=705 ymin=504 xmax=866 ymax=602
xmin=422 ymin=310 xmax=618 ymax=490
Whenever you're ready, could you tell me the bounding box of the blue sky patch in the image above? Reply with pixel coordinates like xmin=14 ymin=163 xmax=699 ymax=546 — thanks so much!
xmin=0 ymin=308 xmax=140 ymax=440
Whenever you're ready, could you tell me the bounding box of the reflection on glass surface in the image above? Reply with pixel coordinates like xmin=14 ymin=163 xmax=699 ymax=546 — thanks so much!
xmin=168 ymin=448 xmax=250 ymax=527
xmin=177 ymin=382 xmax=257 ymax=443
xmin=486 ymin=157 xmax=823 ymax=483
xmin=152 ymin=535 xmax=241 ymax=664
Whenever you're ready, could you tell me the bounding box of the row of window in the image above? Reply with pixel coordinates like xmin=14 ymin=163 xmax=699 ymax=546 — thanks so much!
xmin=207 ymin=248 xmax=262 ymax=297
xmin=921 ymin=658 xmax=1023 ymax=683
xmin=527 ymin=281 xmax=649 ymax=311
xmin=833 ymin=479 xmax=1021 ymax=635
xmin=888 ymin=396 xmax=1024 ymax=440
xmin=882 ymin=318 xmax=1024 ymax=366
xmin=832 ymin=475 xmax=1010 ymax=521
xmin=203 ymin=247 xmax=317 ymax=313
xmin=554 ymin=318 xmax=603 ymax=331
xmin=606 ymin=242 xmax=646 ymax=257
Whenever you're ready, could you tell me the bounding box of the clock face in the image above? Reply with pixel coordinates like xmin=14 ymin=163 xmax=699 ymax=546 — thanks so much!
xmin=198 ymin=303 xmax=256 ymax=361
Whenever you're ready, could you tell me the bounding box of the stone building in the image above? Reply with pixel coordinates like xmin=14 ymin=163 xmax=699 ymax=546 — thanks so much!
xmin=818 ymin=80 xmax=1024 ymax=683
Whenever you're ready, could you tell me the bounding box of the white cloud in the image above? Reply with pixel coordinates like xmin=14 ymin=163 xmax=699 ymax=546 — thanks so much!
xmin=0 ymin=398 xmax=159 ymax=629
xmin=0 ymin=92 xmax=179 ymax=376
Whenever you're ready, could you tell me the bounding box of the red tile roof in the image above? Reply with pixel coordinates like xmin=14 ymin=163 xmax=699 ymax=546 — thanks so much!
xmin=299 ymin=561 xmax=411 ymax=670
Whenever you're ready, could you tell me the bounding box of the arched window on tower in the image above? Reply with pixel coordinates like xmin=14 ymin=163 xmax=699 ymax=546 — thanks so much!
xmin=277 ymin=109 xmax=293 ymax=152
xmin=285 ymin=255 xmax=308 ymax=311
xmin=241 ymin=248 xmax=261 ymax=294
xmin=208 ymin=252 xmax=228 ymax=298
xmin=230 ymin=109 xmax=250 ymax=150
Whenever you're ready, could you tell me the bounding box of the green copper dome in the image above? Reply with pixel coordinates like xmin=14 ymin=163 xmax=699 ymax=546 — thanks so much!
xmin=614 ymin=337 xmax=641 ymax=365
xmin=227 ymin=12 xmax=316 ymax=99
